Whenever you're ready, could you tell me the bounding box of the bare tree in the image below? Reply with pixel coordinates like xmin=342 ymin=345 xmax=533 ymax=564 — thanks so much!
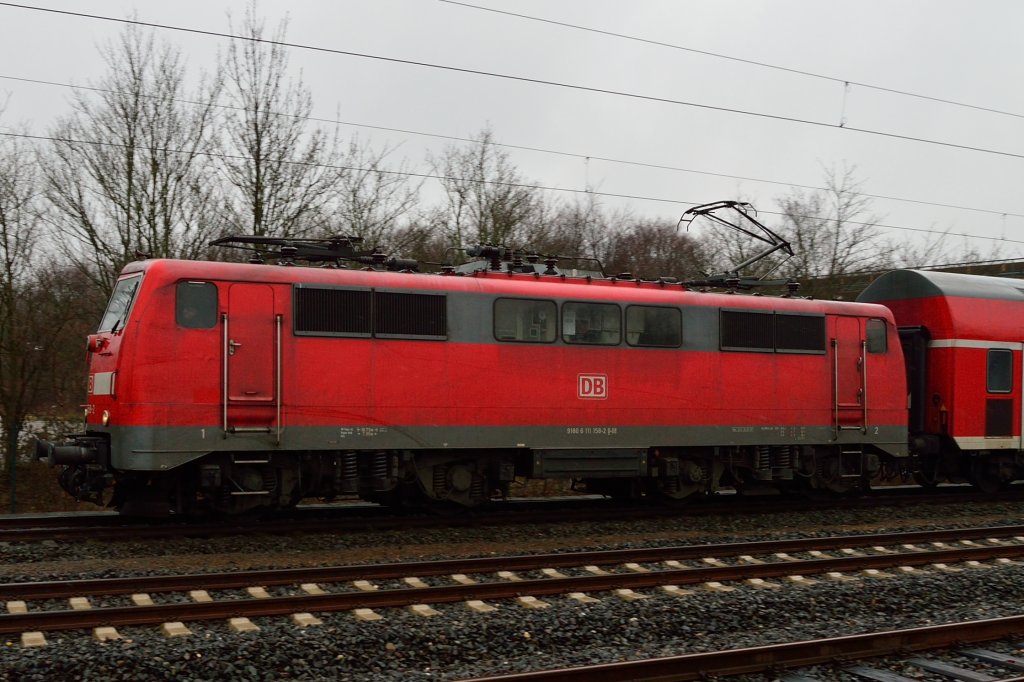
xmin=217 ymin=4 xmax=342 ymax=238
xmin=0 ymin=122 xmax=96 ymax=510
xmin=325 ymin=137 xmax=421 ymax=251
xmin=429 ymin=127 xmax=539 ymax=251
xmin=526 ymin=192 xmax=605 ymax=258
xmin=889 ymin=229 xmax=987 ymax=270
xmin=389 ymin=214 xmax=450 ymax=267
xmin=0 ymin=124 xmax=39 ymax=481
xmin=603 ymin=218 xmax=711 ymax=279
xmin=693 ymin=166 xmax=893 ymax=297
xmin=774 ymin=165 xmax=891 ymax=297
xmin=41 ymin=22 xmax=221 ymax=296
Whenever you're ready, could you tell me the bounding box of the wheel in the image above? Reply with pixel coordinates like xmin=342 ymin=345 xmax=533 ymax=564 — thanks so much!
xmin=968 ymin=459 xmax=1007 ymax=494
xmin=654 ymin=476 xmax=704 ymax=502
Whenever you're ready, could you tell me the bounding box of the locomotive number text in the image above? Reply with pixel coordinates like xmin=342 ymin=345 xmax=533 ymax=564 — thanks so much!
xmin=566 ymin=426 xmax=618 ymax=436
xmin=339 ymin=427 xmax=388 ymax=439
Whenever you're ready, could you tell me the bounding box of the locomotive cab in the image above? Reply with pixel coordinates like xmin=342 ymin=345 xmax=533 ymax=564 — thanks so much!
xmin=36 ymin=270 xmax=144 ymax=505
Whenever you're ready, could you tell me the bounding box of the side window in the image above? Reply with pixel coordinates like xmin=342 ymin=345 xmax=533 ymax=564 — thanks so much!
xmin=866 ymin=318 xmax=887 ymax=354
xmin=563 ymin=302 xmax=621 ymax=345
xmin=626 ymin=306 xmax=681 ymax=347
xmin=494 ymin=299 xmax=556 ymax=342
xmin=176 ymin=281 xmax=218 ymax=329
xmin=988 ymin=349 xmax=1013 ymax=393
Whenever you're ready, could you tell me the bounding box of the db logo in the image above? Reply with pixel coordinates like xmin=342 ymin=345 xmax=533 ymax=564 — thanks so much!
xmin=578 ymin=374 xmax=608 ymax=400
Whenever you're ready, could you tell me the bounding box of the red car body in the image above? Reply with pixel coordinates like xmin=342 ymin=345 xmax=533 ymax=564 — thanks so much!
xmin=43 ymin=257 xmax=925 ymax=514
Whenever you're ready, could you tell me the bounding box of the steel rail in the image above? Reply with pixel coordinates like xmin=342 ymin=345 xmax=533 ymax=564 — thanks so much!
xmin=2 ymin=543 xmax=1024 ymax=633
xmin=0 ymin=512 xmax=129 ymax=530
xmin=458 ymin=616 xmax=1024 ymax=681
xmin=2 ymin=524 xmax=1024 ymax=600
xmin=1 ymin=486 xmax=1020 ymax=543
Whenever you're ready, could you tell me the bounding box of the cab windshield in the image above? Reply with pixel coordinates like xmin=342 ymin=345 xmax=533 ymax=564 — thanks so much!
xmin=97 ymin=274 xmax=143 ymax=333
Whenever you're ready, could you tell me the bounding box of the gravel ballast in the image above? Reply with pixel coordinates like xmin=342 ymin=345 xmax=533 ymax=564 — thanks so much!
xmin=3 ymin=498 xmax=1024 ymax=680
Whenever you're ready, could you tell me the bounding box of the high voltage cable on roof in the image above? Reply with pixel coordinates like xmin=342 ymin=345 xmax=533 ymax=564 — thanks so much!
xmin=1 ymin=2 xmax=1023 ymax=161
xmin=4 ymin=130 xmax=1022 ymax=247
xmin=5 ymin=72 xmax=1022 ymax=221
xmin=439 ymin=0 xmax=1024 ymax=121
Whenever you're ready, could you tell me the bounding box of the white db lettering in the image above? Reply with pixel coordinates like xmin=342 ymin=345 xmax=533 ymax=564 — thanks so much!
xmin=578 ymin=374 xmax=608 ymax=399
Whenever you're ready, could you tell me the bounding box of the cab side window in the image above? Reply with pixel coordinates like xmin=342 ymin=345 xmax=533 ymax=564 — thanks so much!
xmin=176 ymin=281 xmax=218 ymax=329
xmin=866 ymin=318 xmax=887 ymax=354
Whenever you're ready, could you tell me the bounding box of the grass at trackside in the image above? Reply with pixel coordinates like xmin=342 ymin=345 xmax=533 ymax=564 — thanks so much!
xmin=0 ymin=463 xmax=95 ymax=514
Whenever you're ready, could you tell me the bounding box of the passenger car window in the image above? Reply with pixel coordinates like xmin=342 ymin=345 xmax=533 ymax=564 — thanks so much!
xmin=493 ymin=298 xmax=556 ymax=342
xmin=563 ymin=302 xmax=620 ymax=345
xmin=626 ymin=306 xmax=681 ymax=347
xmin=176 ymin=281 xmax=218 ymax=329
xmin=988 ymin=349 xmax=1013 ymax=393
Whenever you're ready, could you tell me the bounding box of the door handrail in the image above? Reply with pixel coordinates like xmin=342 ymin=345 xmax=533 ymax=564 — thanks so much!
xmin=276 ymin=314 xmax=282 ymax=445
xmin=832 ymin=338 xmax=840 ymax=439
xmin=222 ymin=313 xmax=229 ymax=436
xmin=861 ymin=339 xmax=868 ymax=434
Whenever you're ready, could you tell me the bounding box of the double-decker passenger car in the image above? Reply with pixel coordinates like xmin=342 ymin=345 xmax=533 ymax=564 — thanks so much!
xmin=859 ymin=269 xmax=1024 ymax=491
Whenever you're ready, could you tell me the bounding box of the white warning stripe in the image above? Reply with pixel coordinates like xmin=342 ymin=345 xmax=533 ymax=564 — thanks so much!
xmin=928 ymin=340 xmax=1023 ymax=350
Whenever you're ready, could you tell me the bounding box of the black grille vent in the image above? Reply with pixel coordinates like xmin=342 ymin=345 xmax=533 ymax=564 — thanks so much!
xmin=375 ymin=292 xmax=447 ymax=337
xmin=720 ymin=310 xmax=773 ymax=351
xmin=294 ymin=287 xmax=446 ymax=338
xmin=986 ymin=399 xmax=1014 ymax=437
xmin=776 ymin=314 xmax=825 ymax=352
xmin=295 ymin=288 xmax=371 ymax=334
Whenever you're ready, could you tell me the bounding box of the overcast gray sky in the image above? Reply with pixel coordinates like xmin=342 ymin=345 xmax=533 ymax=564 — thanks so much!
xmin=1 ymin=0 xmax=1021 ymax=262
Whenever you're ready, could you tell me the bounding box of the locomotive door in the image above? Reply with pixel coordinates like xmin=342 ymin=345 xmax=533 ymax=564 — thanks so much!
xmin=831 ymin=316 xmax=866 ymax=434
xmin=223 ymin=283 xmax=280 ymax=438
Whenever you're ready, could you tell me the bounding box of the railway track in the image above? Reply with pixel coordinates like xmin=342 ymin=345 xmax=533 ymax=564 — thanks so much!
xmin=461 ymin=623 xmax=1024 ymax=681
xmin=1 ymin=484 xmax=1017 ymax=543
xmin=4 ymin=524 xmax=1024 ymax=645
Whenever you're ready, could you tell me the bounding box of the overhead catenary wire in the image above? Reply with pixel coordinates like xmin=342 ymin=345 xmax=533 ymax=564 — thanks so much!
xmin=4 ymin=129 xmax=1022 ymax=247
xmin=1 ymin=2 xmax=1023 ymax=162
xmin=438 ymin=0 xmax=1024 ymax=121
xmin=4 ymin=72 xmax=1021 ymax=221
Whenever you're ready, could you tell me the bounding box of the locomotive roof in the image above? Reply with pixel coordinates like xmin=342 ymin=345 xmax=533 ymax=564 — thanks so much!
xmin=124 ymin=258 xmax=892 ymax=317
xmin=858 ymin=269 xmax=1024 ymax=340
xmin=858 ymin=269 xmax=1024 ymax=303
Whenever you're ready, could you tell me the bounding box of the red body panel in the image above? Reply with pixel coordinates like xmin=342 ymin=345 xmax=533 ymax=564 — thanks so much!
xmin=86 ymin=260 xmax=907 ymax=445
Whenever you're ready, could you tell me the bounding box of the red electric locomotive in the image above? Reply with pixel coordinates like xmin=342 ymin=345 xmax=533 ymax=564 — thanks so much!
xmin=37 ymin=230 xmax=912 ymax=516
xmin=858 ymin=269 xmax=1024 ymax=492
